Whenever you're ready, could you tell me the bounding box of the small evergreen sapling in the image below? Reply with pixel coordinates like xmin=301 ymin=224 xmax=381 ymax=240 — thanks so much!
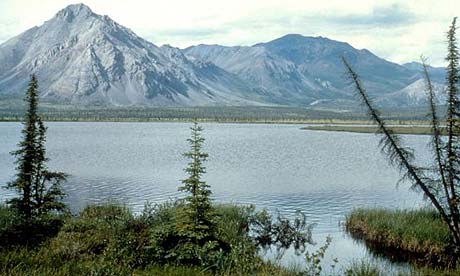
xmin=6 ymin=75 xmax=66 ymax=219
xmin=178 ymin=121 xmax=215 ymax=239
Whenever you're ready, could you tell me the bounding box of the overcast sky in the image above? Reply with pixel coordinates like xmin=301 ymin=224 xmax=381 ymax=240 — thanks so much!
xmin=0 ymin=0 xmax=458 ymax=66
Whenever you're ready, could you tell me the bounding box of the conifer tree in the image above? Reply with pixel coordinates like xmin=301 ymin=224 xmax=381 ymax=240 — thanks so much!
xmin=178 ymin=121 xmax=215 ymax=239
xmin=6 ymin=75 xmax=66 ymax=219
xmin=342 ymin=18 xmax=460 ymax=264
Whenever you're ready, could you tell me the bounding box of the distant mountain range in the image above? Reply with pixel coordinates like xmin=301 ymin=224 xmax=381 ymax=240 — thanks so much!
xmin=0 ymin=3 xmax=446 ymax=108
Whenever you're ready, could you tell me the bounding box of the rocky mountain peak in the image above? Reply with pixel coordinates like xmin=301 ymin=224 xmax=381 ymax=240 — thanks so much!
xmin=54 ymin=3 xmax=95 ymax=22
xmin=0 ymin=3 xmax=259 ymax=106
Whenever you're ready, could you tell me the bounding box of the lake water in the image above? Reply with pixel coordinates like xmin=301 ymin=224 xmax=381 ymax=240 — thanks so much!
xmin=0 ymin=122 xmax=430 ymax=273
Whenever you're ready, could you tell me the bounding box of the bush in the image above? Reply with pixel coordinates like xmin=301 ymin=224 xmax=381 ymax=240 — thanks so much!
xmin=144 ymin=202 xmax=312 ymax=274
xmin=0 ymin=205 xmax=65 ymax=248
xmin=0 ymin=202 xmax=310 ymax=275
xmin=144 ymin=201 xmax=226 ymax=268
xmin=42 ymin=204 xmax=153 ymax=268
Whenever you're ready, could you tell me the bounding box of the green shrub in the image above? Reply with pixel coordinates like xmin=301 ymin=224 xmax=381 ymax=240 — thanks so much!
xmin=138 ymin=201 xmax=311 ymax=274
xmin=42 ymin=204 xmax=153 ymax=268
xmin=0 ymin=202 xmax=309 ymax=275
xmin=0 ymin=205 xmax=65 ymax=248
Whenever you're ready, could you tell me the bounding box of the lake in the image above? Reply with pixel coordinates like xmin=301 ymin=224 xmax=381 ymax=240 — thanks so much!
xmin=0 ymin=122 xmax=429 ymax=272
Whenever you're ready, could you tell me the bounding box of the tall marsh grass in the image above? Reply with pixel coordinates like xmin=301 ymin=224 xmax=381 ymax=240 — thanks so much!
xmin=346 ymin=208 xmax=450 ymax=266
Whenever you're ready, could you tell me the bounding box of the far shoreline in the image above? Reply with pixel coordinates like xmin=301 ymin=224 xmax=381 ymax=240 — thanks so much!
xmin=0 ymin=117 xmax=430 ymax=126
xmin=302 ymin=125 xmax=440 ymax=135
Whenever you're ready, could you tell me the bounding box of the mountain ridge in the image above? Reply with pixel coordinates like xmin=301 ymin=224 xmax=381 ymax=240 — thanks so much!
xmin=0 ymin=3 xmax=446 ymax=107
xmin=0 ymin=3 xmax=263 ymax=106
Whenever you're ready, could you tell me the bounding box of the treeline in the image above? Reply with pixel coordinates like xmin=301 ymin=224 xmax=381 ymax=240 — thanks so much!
xmin=0 ymin=104 xmax=435 ymax=122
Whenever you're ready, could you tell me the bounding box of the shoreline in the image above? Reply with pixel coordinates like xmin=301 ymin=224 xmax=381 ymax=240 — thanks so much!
xmin=0 ymin=117 xmax=430 ymax=126
xmin=302 ymin=125 xmax=440 ymax=135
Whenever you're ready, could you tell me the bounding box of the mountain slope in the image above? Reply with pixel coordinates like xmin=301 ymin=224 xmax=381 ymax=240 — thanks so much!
xmin=185 ymin=34 xmax=445 ymax=107
xmin=377 ymin=79 xmax=446 ymax=106
xmin=185 ymin=44 xmax=342 ymax=105
xmin=0 ymin=4 xmax=259 ymax=106
xmin=0 ymin=4 xmax=446 ymax=107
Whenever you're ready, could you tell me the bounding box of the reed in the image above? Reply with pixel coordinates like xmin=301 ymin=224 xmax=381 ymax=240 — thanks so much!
xmin=346 ymin=208 xmax=450 ymax=266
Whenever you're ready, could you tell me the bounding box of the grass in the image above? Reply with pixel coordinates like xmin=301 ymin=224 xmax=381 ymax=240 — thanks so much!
xmin=345 ymin=208 xmax=451 ymax=266
xmin=344 ymin=260 xmax=460 ymax=276
xmin=0 ymin=253 xmax=214 ymax=276
xmin=0 ymin=255 xmax=295 ymax=276
xmin=344 ymin=208 xmax=460 ymax=275
xmin=345 ymin=260 xmax=384 ymax=276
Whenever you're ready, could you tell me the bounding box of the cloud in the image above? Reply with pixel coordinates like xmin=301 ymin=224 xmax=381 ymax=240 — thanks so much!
xmin=327 ymin=4 xmax=418 ymax=26
xmin=144 ymin=27 xmax=229 ymax=46
xmin=0 ymin=0 xmax=458 ymax=66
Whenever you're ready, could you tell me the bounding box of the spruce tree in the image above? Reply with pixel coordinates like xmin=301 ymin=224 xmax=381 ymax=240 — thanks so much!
xmin=6 ymin=75 xmax=66 ymax=219
xmin=178 ymin=121 xmax=215 ymax=239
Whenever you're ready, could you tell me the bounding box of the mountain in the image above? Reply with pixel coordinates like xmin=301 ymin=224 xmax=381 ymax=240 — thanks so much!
xmin=184 ymin=43 xmax=340 ymax=106
xmin=186 ymin=34 xmax=445 ymax=107
xmin=0 ymin=4 xmax=260 ymax=106
xmin=377 ymin=79 xmax=446 ymax=106
xmin=0 ymin=4 xmax=446 ymax=107
xmin=402 ymin=62 xmax=446 ymax=83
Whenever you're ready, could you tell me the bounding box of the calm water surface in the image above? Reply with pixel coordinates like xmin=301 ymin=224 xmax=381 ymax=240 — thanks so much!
xmin=0 ymin=122 xmax=430 ymax=272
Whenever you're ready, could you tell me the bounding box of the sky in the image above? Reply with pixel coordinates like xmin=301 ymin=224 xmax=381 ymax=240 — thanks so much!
xmin=0 ymin=0 xmax=458 ymax=66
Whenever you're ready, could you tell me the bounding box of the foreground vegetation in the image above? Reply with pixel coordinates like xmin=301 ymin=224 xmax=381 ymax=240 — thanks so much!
xmin=345 ymin=260 xmax=460 ymax=276
xmin=3 ymin=204 xmax=460 ymax=275
xmin=346 ymin=208 xmax=451 ymax=266
xmin=0 ymin=203 xmax=304 ymax=276
xmin=345 ymin=208 xmax=460 ymax=275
